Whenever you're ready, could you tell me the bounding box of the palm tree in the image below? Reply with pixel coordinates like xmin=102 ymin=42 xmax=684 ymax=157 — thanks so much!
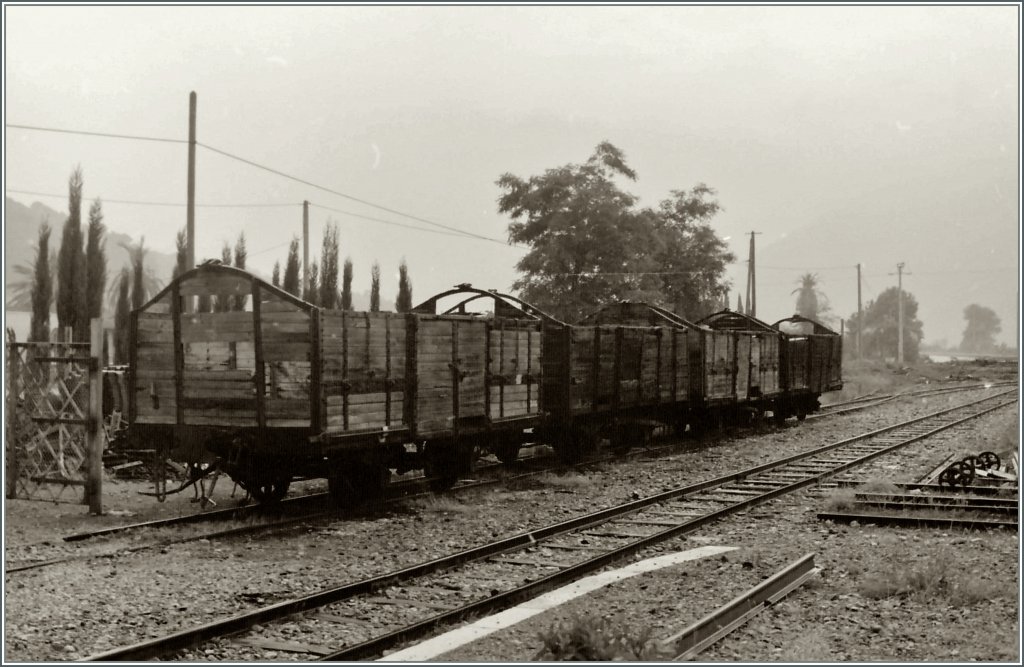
xmin=792 ymin=273 xmax=828 ymax=321
xmin=103 ymin=239 xmax=164 ymax=312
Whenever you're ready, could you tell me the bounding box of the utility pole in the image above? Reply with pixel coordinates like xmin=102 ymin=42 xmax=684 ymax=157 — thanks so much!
xmin=896 ymin=262 xmax=905 ymax=365
xmin=186 ymin=91 xmax=197 ymax=312
xmin=856 ymin=263 xmax=863 ymax=359
xmin=302 ymin=201 xmax=310 ymax=298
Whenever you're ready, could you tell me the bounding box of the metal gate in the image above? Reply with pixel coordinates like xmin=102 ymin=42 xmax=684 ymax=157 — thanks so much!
xmin=5 ymin=321 xmax=103 ymax=512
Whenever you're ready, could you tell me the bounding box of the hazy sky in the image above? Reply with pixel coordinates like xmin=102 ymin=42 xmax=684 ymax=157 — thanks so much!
xmin=4 ymin=4 xmax=1019 ymax=344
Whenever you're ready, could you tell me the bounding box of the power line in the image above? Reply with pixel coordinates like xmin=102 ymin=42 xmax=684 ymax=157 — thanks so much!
xmin=197 ymin=140 xmax=512 ymax=246
xmin=8 ymin=120 xmax=513 ymax=247
xmin=308 ymin=202 xmax=497 ymax=242
xmin=6 ymin=188 xmax=297 ymax=209
xmin=6 ymin=122 xmax=185 ymax=145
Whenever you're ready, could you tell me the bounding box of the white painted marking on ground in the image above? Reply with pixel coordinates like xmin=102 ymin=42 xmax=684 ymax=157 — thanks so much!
xmin=378 ymin=544 xmax=738 ymax=661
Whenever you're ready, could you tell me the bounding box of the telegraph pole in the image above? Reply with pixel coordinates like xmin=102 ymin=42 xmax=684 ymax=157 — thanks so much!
xmin=856 ymin=263 xmax=863 ymax=359
xmin=302 ymin=200 xmax=310 ymax=298
xmin=896 ymin=262 xmax=905 ymax=365
xmin=185 ymin=91 xmax=197 ymax=313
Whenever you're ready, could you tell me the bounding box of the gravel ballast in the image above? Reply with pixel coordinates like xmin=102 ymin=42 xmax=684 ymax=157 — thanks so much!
xmin=3 ymin=383 xmax=1018 ymax=661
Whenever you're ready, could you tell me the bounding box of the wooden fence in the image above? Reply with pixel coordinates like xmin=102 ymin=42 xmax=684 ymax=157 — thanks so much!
xmin=5 ymin=320 xmax=104 ymax=513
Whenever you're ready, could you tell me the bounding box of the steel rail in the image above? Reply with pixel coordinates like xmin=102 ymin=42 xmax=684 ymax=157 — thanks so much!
xmin=66 ymin=380 xmax=1007 ymax=542
xmin=835 ymin=480 xmax=1018 ymax=496
xmin=817 ymin=511 xmax=1018 ymax=530
xmin=664 ymin=553 xmax=819 ymax=660
xmin=81 ymin=390 xmax=1015 ymax=662
xmin=319 ymin=391 xmax=1015 ymax=663
xmin=851 ymin=491 xmax=1019 ymax=508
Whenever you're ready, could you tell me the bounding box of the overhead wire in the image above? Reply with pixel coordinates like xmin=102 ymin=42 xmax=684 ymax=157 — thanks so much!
xmin=307 ymin=202 xmax=492 ymax=241
xmin=5 ymin=188 xmax=298 ymax=208
xmin=7 ymin=122 xmax=516 ymax=247
xmin=5 ymin=123 xmax=186 ymax=145
xmin=197 ymin=141 xmax=515 ymax=247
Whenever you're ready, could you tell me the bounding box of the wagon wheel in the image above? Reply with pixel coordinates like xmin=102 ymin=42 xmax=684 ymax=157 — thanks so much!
xmin=425 ymin=442 xmax=472 ymax=493
xmin=249 ymin=475 xmax=292 ymax=503
xmin=491 ymin=441 xmax=521 ymax=466
xmin=328 ymin=461 xmax=389 ymax=507
xmin=961 ymin=455 xmax=981 ymax=473
xmin=938 ymin=462 xmax=975 ymax=489
xmin=610 ymin=425 xmax=633 ymax=455
xmin=978 ymin=451 xmax=1001 ymax=470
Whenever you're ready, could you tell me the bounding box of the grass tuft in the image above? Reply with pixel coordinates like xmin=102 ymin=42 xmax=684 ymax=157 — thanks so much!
xmin=536 ymin=472 xmax=596 ymax=490
xmin=535 ymin=614 xmax=672 ymax=661
xmin=859 ymin=553 xmax=1008 ymax=606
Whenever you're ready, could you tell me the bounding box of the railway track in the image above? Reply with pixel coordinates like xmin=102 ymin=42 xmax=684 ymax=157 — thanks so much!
xmin=810 ymin=380 xmax=1015 ymax=420
xmin=10 ymin=381 xmax=1010 ymax=575
xmin=83 ymin=387 xmax=1016 ymax=662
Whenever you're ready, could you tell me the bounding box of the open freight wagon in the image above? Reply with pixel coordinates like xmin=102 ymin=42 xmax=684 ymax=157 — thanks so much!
xmin=127 ymin=266 xmax=548 ymax=504
xmin=773 ymin=315 xmax=844 ymax=418
xmin=696 ymin=310 xmax=784 ymax=423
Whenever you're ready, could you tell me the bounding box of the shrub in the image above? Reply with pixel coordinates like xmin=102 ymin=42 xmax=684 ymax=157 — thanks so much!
xmin=859 ymin=553 xmax=1007 ymax=606
xmin=535 ymin=614 xmax=672 ymax=661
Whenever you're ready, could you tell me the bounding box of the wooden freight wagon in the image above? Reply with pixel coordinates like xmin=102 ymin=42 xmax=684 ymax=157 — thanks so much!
xmin=697 ymin=310 xmax=785 ymax=420
xmin=773 ymin=315 xmax=843 ymax=418
xmin=410 ymin=286 xmax=548 ymax=467
xmin=128 ymin=270 xmax=556 ymax=503
xmin=542 ymin=302 xmax=704 ymax=458
xmin=129 ymin=265 xmax=319 ymax=501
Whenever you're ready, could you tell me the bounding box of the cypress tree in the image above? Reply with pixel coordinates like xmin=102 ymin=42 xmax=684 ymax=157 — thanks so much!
xmin=306 ymin=260 xmax=319 ymax=305
xmin=173 ymin=228 xmax=189 ymax=279
xmin=56 ymin=166 xmax=85 ymax=338
xmin=85 ymin=199 xmax=107 ymax=323
xmin=130 ymin=238 xmax=147 ymax=311
xmin=319 ymin=223 xmax=339 ymax=309
xmin=396 ymin=260 xmax=412 ymax=313
xmin=370 ymin=262 xmax=381 ymax=313
xmin=282 ymin=238 xmax=300 ymax=296
xmin=30 ymin=224 xmax=53 ymax=342
xmin=114 ymin=268 xmax=131 ymax=364
xmin=272 ymin=262 xmax=281 ymax=287
xmin=215 ymin=242 xmax=232 ymax=312
xmin=341 ymin=258 xmax=353 ymax=311
xmin=233 ymin=231 xmax=247 ymax=310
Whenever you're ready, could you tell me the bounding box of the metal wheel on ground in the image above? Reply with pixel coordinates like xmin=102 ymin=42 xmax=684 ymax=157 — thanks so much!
xmin=938 ymin=461 xmax=976 ymax=489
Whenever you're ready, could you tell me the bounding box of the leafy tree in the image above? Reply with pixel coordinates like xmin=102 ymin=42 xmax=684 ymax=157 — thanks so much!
xmin=654 ymin=185 xmax=735 ymax=320
xmin=497 ymin=142 xmax=732 ymax=322
xmin=272 ymin=261 xmax=281 ymax=287
xmin=306 ymin=260 xmax=319 ymax=305
xmin=173 ymin=228 xmax=189 ymax=280
xmin=84 ymin=199 xmax=107 ymax=325
xmin=396 ymin=260 xmax=412 ymax=313
xmin=282 ymin=238 xmax=300 ymax=297
xmin=341 ymin=257 xmax=353 ymax=310
xmin=848 ymin=287 xmax=924 ymax=362
xmin=960 ymin=304 xmax=1001 ymax=353
xmin=233 ymin=232 xmax=247 ymax=310
xmin=215 ymin=242 xmax=233 ymax=312
xmin=370 ymin=262 xmax=381 ymax=312
xmin=319 ymin=223 xmax=340 ymax=309
xmin=30 ymin=224 xmax=53 ymax=341
xmin=114 ymin=268 xmax=131 ymax=363
xmin=56 ymin=166 xmax=86 ymax=338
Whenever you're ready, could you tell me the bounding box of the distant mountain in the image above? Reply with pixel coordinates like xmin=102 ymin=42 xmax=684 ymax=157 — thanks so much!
xmin=5 ymin=196 xmax=177 ymax=309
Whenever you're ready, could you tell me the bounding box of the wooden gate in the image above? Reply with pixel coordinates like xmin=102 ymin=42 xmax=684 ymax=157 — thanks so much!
xmin=5 ymin=320 xmax=103 ymax=512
